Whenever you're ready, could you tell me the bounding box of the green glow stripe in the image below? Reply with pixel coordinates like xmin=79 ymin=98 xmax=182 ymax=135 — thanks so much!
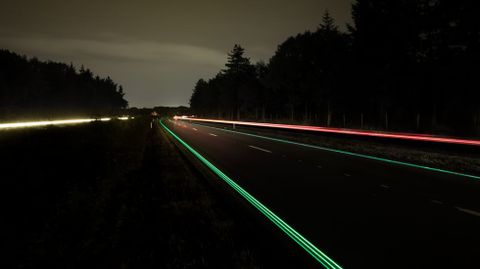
xmin=160 ymin=119 xmax=343 ymax=269
xmin=190 ymin=122 xmax=480 ymax=180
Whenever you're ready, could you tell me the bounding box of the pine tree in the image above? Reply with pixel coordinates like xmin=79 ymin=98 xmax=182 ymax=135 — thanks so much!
xmin=319 ymin=10 xmax=337 ymax=32
xmin=224 ymin=44 xmax=251 ymax=74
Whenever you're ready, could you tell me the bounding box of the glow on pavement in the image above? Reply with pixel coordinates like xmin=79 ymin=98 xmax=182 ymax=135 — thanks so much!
xmin=174 ymin=116 xmax=480 ymax=147
xmin=160 ymin=118 xmax=343 ymax=269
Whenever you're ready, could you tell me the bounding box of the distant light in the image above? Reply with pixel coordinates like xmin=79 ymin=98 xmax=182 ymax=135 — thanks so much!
xmin=99 ymin=117 xmax=111 ymax=122
xmin=118 ymin=116 xmax=129 ymax=120
xmin=176 ymin=117 xmax=480 ymax=147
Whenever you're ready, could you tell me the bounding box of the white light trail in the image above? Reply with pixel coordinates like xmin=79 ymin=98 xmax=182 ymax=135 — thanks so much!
xmin=0 ymin=116 xmax=131 ymax=130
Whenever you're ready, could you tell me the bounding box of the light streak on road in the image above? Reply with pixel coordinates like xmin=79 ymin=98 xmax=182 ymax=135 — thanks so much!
xmin=0 ymin=116 xmax=130 ymax=130
xmin=160 ymin=118 xmax=343 ymax=269
xmin=174 ymin=117 xmax=480 ymax=146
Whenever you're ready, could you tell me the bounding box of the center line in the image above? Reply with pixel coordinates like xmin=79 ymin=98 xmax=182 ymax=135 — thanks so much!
xmin=209 ymin=133 xmax=217 ymax=136
xmin=248 ymin=145 xmax=272 ymax=153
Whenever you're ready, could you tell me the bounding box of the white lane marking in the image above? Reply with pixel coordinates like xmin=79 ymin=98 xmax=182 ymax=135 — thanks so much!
xmin=430 ymin=200 xmax=444 ymax=205
xmin=456 ymin=207 xmax=480 ymax=217
xmin=380 ymin=184 xmax=390 ymax=189
xmin=248 ymin=145 xmax=272 ymax=153
xmin=209 ymin=133 xmax=218 ymax=137
xmin=192 ymin=128 xmax=198 ymax=131
xmin=344 ymin=173 xmax=351 ymax=177
xmin=317 ymin=165 xmax=323 ymax=169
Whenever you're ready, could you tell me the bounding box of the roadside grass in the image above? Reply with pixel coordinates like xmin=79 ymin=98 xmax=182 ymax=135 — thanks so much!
xmin=0 ymin=118 xmax=306 ymax=268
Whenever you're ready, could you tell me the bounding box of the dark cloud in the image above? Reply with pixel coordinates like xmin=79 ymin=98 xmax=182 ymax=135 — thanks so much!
xmin=0 ymin=0 xmax=352 ymax=107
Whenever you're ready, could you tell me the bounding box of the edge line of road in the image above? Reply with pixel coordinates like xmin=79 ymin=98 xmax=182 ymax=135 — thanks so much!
xmin=188 ymin=121 xmax=480 ymax=180
xmin=160 ymin=118 xmax=343 ymax=269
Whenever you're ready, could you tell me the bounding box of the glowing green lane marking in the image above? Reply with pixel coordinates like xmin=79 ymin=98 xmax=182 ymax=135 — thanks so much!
xmin=190 ymin=123 xmax=480 ymax=180
xmin=160 ymin=119 xmax=343 ymax=269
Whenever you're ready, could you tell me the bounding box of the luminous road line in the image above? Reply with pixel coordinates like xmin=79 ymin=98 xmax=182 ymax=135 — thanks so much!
xmin=192 ymin=128 xmax=198 ymax=131
xmin=160 ymin=119 xmax=342 ymax=269
xmin=248 ymin=145 xmax=272 ymax=153
xmin=189 ymin=122 xmax=480 ymax=180
xmin=209 ymin=133 xmax=218 ymax=137
xmin=175 ymin=117 xmax=480 ymax=147
xmin=456 ymin=207 xmax=480 ymax=217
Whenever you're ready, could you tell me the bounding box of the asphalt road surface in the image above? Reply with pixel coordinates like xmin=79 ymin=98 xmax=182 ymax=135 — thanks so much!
xmin=165 ymin=119 xmax=480 ymax=268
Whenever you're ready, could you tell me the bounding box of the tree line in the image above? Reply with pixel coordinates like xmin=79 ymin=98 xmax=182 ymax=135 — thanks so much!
xmin=190 ymin=0 xmax=480 ymax=136
xmin=0 ymin=49 xmax=128 ymax=120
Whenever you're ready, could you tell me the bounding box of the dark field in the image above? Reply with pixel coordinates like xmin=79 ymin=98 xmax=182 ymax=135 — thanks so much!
xmin=0 ymin=118 xmax=307 ymax=268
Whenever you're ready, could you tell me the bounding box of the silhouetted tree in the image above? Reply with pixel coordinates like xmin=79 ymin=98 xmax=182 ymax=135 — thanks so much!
xmin=189 ymin=3 xmax=480 ymax=136
xmin=0 ymin=49 xmax=128 ymax=120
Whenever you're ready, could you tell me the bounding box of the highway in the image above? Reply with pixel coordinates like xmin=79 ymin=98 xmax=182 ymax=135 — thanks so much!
xmin=163 ymin=119 xmax=480 ymax=268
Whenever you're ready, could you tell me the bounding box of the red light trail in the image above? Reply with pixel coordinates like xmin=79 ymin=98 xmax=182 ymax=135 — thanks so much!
xmin=174 ymin=117 xmax=480 ymax=147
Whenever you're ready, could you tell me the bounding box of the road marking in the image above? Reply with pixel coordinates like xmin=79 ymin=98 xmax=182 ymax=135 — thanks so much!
xmin=343 ymin=173 xmax=351 ymax=177
xmin=380 ymin=184 xmax=390 ymax=189
xmin=317 ymin=165 xmax=323 ymax=169
xmin=248 ymin=145 xmax=272 ymax=153
xmin=192 ymin=128 xmax=198 ymax=131
xmin=298 ymin=159 xmax=303 ymax=162
xmin=209 ymin=133 xmax=218 ymax=137
xmin=160 ymin=119 xmax=343 ymax=269
xmin=456 ymin=207 xmax=480 ymax=217
xmin=430 ymin=200 xmax=444 ymax=205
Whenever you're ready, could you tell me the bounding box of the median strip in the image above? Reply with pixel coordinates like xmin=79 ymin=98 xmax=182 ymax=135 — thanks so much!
xmin=160 ymin=119 xmax=343 ymax=269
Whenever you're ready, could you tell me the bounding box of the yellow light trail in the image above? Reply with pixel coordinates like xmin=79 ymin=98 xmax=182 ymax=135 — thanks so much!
xmin=0 ymin=116 xmax=130 ymax=130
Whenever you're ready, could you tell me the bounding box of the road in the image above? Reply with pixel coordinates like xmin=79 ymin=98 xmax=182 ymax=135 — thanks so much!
xmin=164 ymin=119 xmax=480 ymax=268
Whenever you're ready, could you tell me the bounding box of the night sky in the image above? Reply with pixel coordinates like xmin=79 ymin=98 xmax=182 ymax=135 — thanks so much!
xmin=0 ymin=0 xmax=352 ymax=107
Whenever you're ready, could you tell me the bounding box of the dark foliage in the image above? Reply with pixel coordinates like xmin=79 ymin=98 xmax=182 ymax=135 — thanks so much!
xmin=190 ymin=2 xmax=480 ymax=136
xmin=0 ymin=49 xmax=128 ymax=120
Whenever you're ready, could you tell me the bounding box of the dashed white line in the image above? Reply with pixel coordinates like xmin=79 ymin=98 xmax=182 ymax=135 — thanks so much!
xmin=456 ymin=207 xmax=480 ymax=217
xmin=380 ymin=184 xmax=391 ymax=189
xmin=430 ymin=200 xmax=444 ymax=205
xmin=248 ymin=145 xmax=272 ymax=153
xmin=317 ymin=165 xmax=323 ymax=169
xmin=343 ymin=173 xmax=351 ymax=177
xmin=192 ymin=128 xmax=198 ymax=131
xmin=209 ymin=133 xmax=218 ymax=137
